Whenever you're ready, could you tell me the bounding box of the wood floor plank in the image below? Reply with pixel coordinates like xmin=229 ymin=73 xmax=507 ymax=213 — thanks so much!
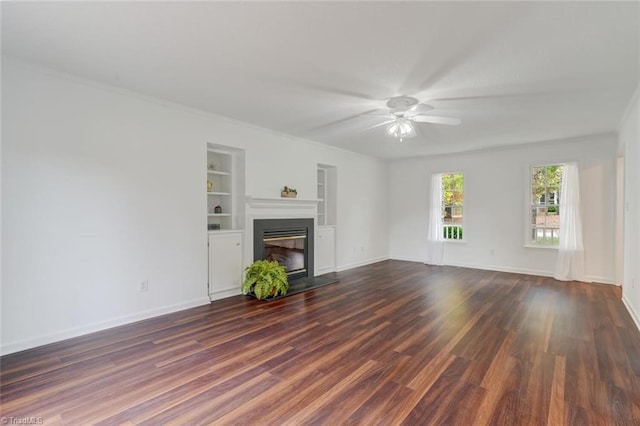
xmin=1 ymin=260 xmax=638 ymax=424
xmin=547 ymin=355 xmax=566 ymax=426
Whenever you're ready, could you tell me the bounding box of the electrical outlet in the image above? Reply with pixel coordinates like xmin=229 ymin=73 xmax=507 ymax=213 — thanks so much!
xmin=140 ymin=280 xmax=149 ymax=292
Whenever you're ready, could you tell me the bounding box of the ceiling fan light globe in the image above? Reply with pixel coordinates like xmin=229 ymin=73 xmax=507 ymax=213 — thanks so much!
xmin=399 ymin=120 xmax=414 ymax=136
xmin=386 ymin=117 xmax=415 ymax=140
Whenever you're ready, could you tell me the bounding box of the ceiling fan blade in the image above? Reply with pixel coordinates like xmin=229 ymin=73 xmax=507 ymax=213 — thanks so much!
xmin=409 ymin=103 xmax=434 ymax=114
xmin=306 ymin=109 xmax=388 ymax=133
xmin=305 ymin=113 xmax=364 ymax=133
xmin=424 ymin=88 xmax=597 ymax=104
xmin=360 ymin=108 xmax=393 ymax=117
xmin=412 ymin=115 xmax=461 ymax=126
xmin=288 ymin=81 xmax=383 ymax=101
xmin=362 ymin=119 xmax=396 ymax=132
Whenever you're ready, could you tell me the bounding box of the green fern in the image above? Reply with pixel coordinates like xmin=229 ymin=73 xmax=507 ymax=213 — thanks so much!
xmin=242 ymin=260 xmax=289 ymax=300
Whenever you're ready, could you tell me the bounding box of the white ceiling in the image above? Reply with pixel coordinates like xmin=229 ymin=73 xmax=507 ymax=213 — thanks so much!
xmin=2 ymin=2 xmax=638 ymax=159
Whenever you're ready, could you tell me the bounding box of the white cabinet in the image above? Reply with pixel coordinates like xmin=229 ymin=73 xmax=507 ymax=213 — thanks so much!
xmin=208 ymin=231 xmax=243 ymax=300
xmin=317 ymin=226 xmax=336 ymax=274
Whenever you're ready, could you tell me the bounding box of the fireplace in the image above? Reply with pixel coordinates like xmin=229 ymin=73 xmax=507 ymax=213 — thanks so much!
xmin=254 ymin=218 xmax=314 ymax=281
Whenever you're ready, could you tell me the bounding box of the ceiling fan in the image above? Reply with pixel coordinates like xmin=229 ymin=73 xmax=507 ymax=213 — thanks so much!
xmin=366 ymin=96 xmax=461 ymax=142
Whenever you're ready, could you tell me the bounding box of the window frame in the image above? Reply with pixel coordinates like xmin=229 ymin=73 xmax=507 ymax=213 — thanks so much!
xmin=525 ymin=163 xmax=563 ymax=249
xmin=441 ymin=172 xmax=465 ymax=242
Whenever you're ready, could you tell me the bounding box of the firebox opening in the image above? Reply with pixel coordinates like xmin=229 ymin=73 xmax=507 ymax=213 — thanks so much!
xmin=254 ymin=218 xmax=314 ymax=281
xmin=264 ymin=235 xmax=306 ymax=276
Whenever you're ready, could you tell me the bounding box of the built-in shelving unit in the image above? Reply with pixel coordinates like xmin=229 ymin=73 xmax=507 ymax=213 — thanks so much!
xmin=317 ymin=164 xmax=336 ymax=226
xmin=206 ymin=143 xmax=245 ymax=302
xmin=316 ymin=163 xmax=337 ymax=274
xmin=317 ymin=167 xmax=327 ymax=226
xmin=206 ymin=143 xmax=245 ymax=231
xmin=207 ymin=148 xmax=233 ymax=230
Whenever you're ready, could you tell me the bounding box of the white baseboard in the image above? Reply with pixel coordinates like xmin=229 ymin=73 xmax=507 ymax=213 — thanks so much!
xmin=586 ymin=275 xmax=617 ymax=285
xmin=390 ymin=258 xmax=616 ymax=285
xmin=622 ymin=295 xmax=640 ymax=333
xmin=389 ymin=257 xmax=551 ymax=276
xmin=316 ymin=266 xmax=337 ymax=275
xmin=389 ymin=256 xmax=425 ymax=263
xmin=427 ymin=260 xmax=555 ymax=278
xmin=0 ymin=297 xmax=211 ymax=356
xmin=336 ymin=256 xmax=390 ymax=272
xmin=209 ymin=288 xmax=241 ymax=301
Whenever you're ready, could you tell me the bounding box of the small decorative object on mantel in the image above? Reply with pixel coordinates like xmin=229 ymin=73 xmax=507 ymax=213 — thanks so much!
xmin=281 ymin=186 xmax=298 ymax=198
xmin=208 ymin=163 xmax=216 ymax=171
xmin=214 ymin=205 xmax=222 ymax=214
xmin=207 ymin=179 xmax=213 ymax=192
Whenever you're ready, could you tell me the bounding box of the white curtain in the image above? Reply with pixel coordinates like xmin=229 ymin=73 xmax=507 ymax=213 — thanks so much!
xmin=426 ymin=173 xmax=445 ymax=265
xmin=554 ymin=163 xmax=589 ymax=282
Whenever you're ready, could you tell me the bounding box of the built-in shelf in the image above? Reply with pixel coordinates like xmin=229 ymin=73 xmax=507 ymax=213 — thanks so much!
xmin=207 ymin=145 xmax=245 ymax=231
xmin=316 ymin=163 xmax=337 ymax=274
xmin=317 ymin=167 xmax=327 ymax=226
xmin=317 ymin=164 xmax=336 ymax=227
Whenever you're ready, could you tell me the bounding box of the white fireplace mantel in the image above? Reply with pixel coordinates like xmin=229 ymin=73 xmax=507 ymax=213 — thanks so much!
xmin=246 ymin=196 xmax=322 ymax=210
xmin=243 ymin=195 xmax=321 ymax=272
xmin=244 ymin=195 xmax=320 ymax=234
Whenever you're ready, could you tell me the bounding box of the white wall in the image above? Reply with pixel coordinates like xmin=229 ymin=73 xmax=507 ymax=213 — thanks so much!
xmin=389 ymin=135 xmax=617 ymax=283
xmin=620 ymin=87 xmax=640 ymax=328
xmin=1 ymin=58 xmax=389 ymax=354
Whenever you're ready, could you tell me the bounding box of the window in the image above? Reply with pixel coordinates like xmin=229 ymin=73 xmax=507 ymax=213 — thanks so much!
xmin=529 ymin=165 xmax=563 ymax=245
xmin=442 ymin=173 xmax=464 ymax=240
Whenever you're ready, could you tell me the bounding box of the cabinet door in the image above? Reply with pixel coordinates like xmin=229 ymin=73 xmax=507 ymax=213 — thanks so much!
xmin=317 ymin=227 xmax=336 ymax=274
xmin=209 ymin=232 xmax=242 ymax=299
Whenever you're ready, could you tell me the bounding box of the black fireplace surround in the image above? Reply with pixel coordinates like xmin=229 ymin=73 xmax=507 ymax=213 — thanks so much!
xmin=253 ymin=218 xmax=314 ymax=281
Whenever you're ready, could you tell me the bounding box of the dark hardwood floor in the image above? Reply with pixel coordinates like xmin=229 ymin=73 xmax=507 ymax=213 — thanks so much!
xmin=2 ymin=260 xmax=640 ymax=425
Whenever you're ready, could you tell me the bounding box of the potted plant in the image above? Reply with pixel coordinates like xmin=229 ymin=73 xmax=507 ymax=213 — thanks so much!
xmin=241 ymin=260 xmax=289 ymax=300
xmin=281 ymin=186 xmax=298 ymax=198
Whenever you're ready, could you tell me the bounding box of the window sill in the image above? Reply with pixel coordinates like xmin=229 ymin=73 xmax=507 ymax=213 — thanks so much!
xmin=444 ymin=239 xmax=467 ymax=244
xmin=524 ymin=244 xmax=559 ymax=250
